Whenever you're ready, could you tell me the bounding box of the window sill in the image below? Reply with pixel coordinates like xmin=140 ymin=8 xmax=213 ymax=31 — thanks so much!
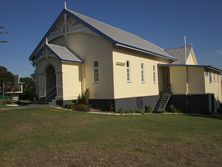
xmin=93 ymin=81 xmax=100 ymax=84
xmin=127 ymin=81 xmax=132 ymax=83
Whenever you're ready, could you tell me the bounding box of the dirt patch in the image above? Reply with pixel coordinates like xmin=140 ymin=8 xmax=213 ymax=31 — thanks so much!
xmin=1 ymin=142 xmax=222 ymax=167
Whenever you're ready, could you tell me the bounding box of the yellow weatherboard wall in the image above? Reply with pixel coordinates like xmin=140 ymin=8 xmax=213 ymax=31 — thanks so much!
xmin=204 ymin=71 xmax=222 ymax=103
xmin=52 ymin=32 xmax=114 ymax=99
xmin=170 ymin=66 xmax=187 ymax=94
xmin=62 ymin=62 xmax=82 ymax=100
xmin=112 ymin=48 xmax=169 ymax=99
xmin=187 ymin=67 xmax=205 ymax=94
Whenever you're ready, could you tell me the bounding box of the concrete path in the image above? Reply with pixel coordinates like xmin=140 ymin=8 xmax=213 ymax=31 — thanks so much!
xmin=0 ymin=104 xmax=50 ymax=112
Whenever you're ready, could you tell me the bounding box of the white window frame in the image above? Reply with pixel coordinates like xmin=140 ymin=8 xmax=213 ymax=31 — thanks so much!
xmin=141 ymin=63 xmax=145 ymax=83
xmin=93 ymin=61 xmax=99 ymax=83
xmin=126 ymin=61 xmax=131 ymax=83
xmin=153 ymin=65 xmax=156 ymax=84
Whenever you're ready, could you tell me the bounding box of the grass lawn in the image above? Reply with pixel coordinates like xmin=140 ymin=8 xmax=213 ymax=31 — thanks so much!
xmin=0 ymin=108 xmax=222 ymax=166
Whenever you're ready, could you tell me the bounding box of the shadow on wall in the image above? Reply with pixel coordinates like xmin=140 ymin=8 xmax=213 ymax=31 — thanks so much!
xmin=168 ymin=94 xmax=220 ymax=114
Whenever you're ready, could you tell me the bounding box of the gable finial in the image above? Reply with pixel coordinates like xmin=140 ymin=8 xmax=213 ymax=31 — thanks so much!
xmin=64 ymin=1 xmax=67 ymax=9
xmin=45 ymin=38 xmax=48 ymax=45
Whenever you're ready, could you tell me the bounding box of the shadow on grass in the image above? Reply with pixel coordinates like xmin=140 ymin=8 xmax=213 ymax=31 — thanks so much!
xmin=184 ymin=113 xmax=222 ymax=120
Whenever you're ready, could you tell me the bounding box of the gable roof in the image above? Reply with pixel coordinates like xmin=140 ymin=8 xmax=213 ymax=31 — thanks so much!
xmin=29 ymin=8 xmax=176 ymax=62
xmin=46 ymin=43 xmax=82 ymax=63
xmin=166 ymin=46 xmax=192 ymax=64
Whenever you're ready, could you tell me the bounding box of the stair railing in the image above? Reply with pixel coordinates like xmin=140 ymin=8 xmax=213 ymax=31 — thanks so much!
xmin=46 ymin=85 xmax=56 ymax=100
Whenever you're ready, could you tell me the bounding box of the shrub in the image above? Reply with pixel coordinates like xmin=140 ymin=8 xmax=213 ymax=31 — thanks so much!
xmin=71 ymin=104 xmax=90 ymax=112
xmin=145 ymin=106 xmax=152 ymax=113
xmin=117 ymin=108 xmax=123 ymax=113
xmin=168 ymin=105 xmax=182 ymax=113
xmin=101 ymin=102 xmax=114 ymax=112
xmin=77 ymin=89 xmax=90 ymax=105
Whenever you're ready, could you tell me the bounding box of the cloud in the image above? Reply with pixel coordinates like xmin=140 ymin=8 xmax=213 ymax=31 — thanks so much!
xmin=216 ymin=50 xmax=222 ymax=55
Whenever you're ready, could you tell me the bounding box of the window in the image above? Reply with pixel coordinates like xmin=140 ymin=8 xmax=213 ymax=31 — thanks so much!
xmin=141 ymin=63 xmax=145 ymax=83
xmin=205 ymin=71 xmax=209 ymax=77
xmin=153 ymin=65 xmax=156 ymax=84
xmin=213 ymin=73 xmax=216 ymax=82
xmin=217 ymin=75 xmax=219 ymax=83
xmin=126 ymin=61 xmax=131 ymax=82
xmin=209 ymin=73 xmax=212 ymax=83
xmin=93 ymin=61 xmax=99 ymax=82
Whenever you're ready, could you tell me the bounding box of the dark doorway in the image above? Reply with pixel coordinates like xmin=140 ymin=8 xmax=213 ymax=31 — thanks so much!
xmin=162 ymin=67 xmax=170 ymax=91
xmin=45 ymin=64 xmax=56 ymax=99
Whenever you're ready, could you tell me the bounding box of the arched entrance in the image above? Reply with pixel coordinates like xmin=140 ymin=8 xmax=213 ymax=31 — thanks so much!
xmin=45 ymin=64 xmax=56 ymax=99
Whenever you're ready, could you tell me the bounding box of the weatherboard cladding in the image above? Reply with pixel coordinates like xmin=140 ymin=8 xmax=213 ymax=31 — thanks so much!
xmin=166 ymin=46 xmax=192 ymax=64
xmin=30 ymin=8 xmax=176 ymax=61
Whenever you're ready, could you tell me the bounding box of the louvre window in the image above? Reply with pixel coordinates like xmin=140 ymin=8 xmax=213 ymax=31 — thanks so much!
xmin=153 ymin=65 xmax=156 ymax=84
xmin=126 ymin=61 xmax=131 ymax=82
xmin=141 ymin=63 xmax=145 ymax=83
xmin=93 ymin=61 xmax=99 ymax=82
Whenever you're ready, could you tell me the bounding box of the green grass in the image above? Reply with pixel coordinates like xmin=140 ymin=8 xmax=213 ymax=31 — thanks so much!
xmin=0 ymin=107 xmax=222 ymax=166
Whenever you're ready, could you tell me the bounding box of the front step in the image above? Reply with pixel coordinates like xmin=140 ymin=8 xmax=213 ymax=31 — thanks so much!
xmin=48 ymin=99 xmax=57 ymax=106
xmin=34 ymin=98 xmax=55 ymax=105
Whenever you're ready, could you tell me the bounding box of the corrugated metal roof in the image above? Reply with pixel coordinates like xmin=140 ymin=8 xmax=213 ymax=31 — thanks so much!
xmin=159 ymin=64 xmax=222 ymax=73
xmin=47 ymin=44 xmax=82 ymax=63
xmin=166 ymin=46 xmax=192 ymax=64
xmin=67 ymin=9 xmax=175 ymax=60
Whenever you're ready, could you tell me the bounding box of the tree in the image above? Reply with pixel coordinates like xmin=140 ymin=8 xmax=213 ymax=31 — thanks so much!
xmin=20 ymin=77 xmax=36 ymax=100
xmin=0 ymin=66 xmax=14 ymax=85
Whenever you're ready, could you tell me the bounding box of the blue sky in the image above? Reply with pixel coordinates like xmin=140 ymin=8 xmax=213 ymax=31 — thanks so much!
xmin=0 ymin=0 xmax=222 ymax=77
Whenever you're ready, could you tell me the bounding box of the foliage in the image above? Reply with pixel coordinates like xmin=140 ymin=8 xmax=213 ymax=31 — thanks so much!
xmin=69 ymin=89 xmax=90 ymax=111
xmin=71 ymin=103 xmax=90 ymax=112
xmin=145 ymin=106 xmax=152 ymax=113
xmin=0 ymin=66 xmax=14 ymax=86
xmin=168 ymin=104 xmax=182 ymax=113
xmin=20 ymin=77 xmax=36 ymax=101
xmin=77 ymin=88 xmax=90 ymax=105
xmin=101 ymin=102 xmax=114 ymax=112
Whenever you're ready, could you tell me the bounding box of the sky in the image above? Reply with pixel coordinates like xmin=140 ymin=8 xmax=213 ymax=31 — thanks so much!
xmin=0 ymin=0 xmax=222 ymax=77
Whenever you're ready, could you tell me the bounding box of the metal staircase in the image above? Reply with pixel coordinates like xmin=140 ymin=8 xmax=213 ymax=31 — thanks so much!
xmin=34 ymin=85 xmax=57 ymax=105
xmin=153 ymin=86 xmax=171 ymax=112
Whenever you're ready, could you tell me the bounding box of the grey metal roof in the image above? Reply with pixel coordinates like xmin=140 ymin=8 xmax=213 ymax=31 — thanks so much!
xmin=30 ymin=8 xmax=176 ymax=61
xmin=166 ymin=46 xmax=192 ymax=64
xmin=159 ymin=64 xmax=222 ymax=73
xmin=66 ymin=9 xmax=176 ymax=60
xmin=47 ymin=43 xmax=82 ymax=62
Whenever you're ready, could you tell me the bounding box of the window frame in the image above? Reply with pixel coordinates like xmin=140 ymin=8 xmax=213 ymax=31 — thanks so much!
xmin=141 ymin=63 xmax=145 ymax=83
xmin=153 ymin=65 xmax=156 ymax=84
xmin=93 ymin=61 xmax=100 ymax=83
xmin=126 ymin=61 xmax=131 ymax=83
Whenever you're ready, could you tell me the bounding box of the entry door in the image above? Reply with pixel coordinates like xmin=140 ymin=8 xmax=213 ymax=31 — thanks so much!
xmin=162 ymin=67 xmax=170 ymax=90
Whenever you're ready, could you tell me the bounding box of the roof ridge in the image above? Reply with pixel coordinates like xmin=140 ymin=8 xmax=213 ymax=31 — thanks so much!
xmin=166 ymin=45 xmax=192 ymax=51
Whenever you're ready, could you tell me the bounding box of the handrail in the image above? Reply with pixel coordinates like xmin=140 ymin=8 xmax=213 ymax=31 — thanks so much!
xmin=46 ymin=85 xmax=56 ymax=100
